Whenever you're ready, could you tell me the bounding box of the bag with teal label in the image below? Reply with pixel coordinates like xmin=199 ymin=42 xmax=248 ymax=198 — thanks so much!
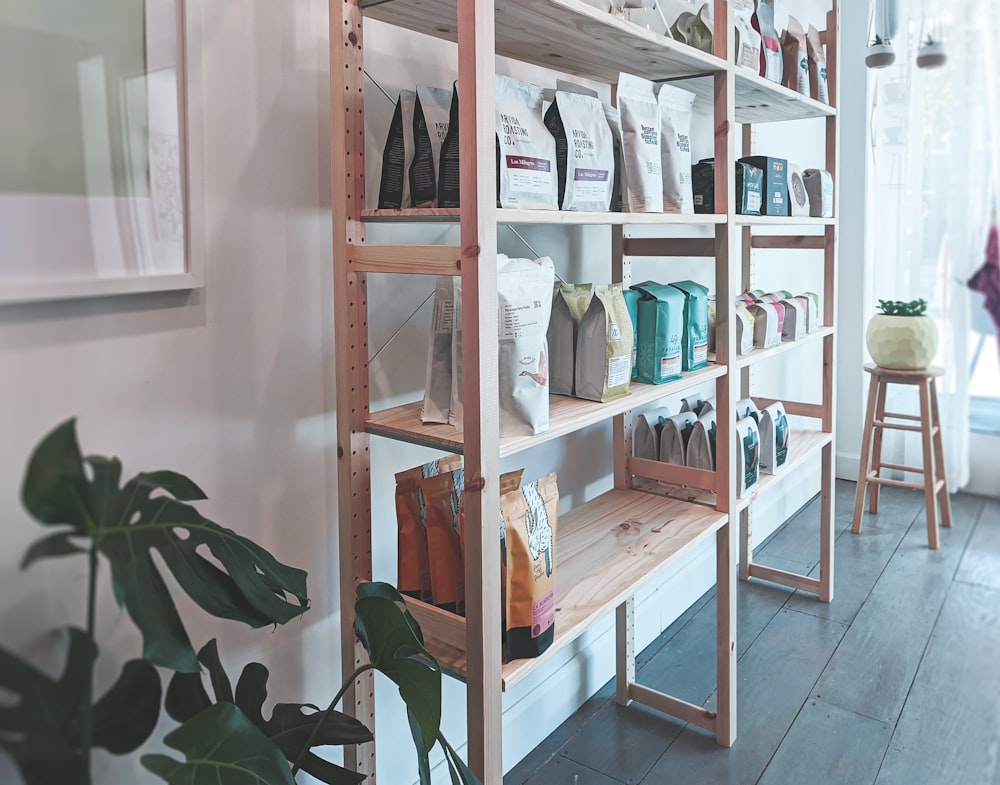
xmin=669 ymin=279 xmax=710 ymax=370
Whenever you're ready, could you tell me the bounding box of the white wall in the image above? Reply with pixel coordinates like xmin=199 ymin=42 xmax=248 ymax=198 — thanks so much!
xmin=0 ymin=2 xmax=868 ymax=784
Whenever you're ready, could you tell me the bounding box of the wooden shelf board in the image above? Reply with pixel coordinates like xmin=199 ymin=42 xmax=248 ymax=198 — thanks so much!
xmin=735 ymin=326 xmax=834 ymax=370
xmin=367 ymin=364 xmax=727 ymax=457
xmin=735 ymin=215 xmax=836 ymax=227
xmin=360 ymin=0 xmax=726 ymax=84
xmin=409 ymin=489 xmax=727 ymax=690
xmin=362 ymin=208 xmax=727 ymax=226
xmin=664 ymin=70 xmax=837 ymax=124
xmin=631 ymin=428 xmax=832 ymax=512
xmin=736 ymin=429 xmax=832 ymax=512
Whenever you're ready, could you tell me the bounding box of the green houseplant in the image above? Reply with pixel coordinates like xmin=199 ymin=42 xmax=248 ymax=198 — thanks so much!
xmin=0 ymin=419 xmax=480 ymax=785
xmin=865 ymin=298 xmax=939 ymax=370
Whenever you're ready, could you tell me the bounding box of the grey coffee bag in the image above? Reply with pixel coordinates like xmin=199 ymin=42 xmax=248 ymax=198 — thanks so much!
xmin=686 ymin=410 xmax=717 ymax=471
xmin=633 ymin=405 xmax=673 ymax=461
xmin=548 ymin=282 xmax=593 ymax=396
xmin=410 ymin=85 xmax=453 ymax=208
xmin=660 ymin=411 xmax=697 ymax=465
xmin=575 ymin=283 xmax=634 ymax=403
xmin=422 ymin=276 xmax=455 ymax=424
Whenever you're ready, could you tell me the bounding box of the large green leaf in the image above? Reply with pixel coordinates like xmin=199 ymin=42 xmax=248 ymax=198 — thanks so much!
xmin=164 ymin=640 xmax=370 ymax=785
xmin=354 ymin=582 xmax=441 ymax=756
xmin=0 ymin=629 xmax=160 ymax=785
xmin=19 ymin=419 xmax=310 ymax=673
xmin=142 ymin=703 xmax=295 ymax=785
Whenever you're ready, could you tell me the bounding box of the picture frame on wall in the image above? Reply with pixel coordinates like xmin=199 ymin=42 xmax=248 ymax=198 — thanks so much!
xmin=0 ymin=0 xmax=201 ymax=305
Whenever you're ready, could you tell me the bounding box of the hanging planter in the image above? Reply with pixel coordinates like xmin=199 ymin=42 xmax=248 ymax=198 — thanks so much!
xmin=865 ymin=0 xmax=898 ymax=69
xmin=866 ymin=35 xmax=896 ymax=68
xmin=865 ymin=299 xmax=938 ymax=370
xmin=916 ymin=9 xmax=946 ymax=69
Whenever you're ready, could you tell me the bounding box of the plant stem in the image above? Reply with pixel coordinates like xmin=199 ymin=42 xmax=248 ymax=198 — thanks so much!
xmin=80 ymin=544 xmax=99 ymax=785
xmin=289 ymin=663 xmax=377 ymax=777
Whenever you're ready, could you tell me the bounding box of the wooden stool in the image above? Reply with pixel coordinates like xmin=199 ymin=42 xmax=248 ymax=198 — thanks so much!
xmin=852 ymin=364 xmax=953 ymax=549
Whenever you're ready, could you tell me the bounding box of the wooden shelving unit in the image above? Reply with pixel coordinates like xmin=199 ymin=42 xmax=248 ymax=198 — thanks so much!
xmin=330 ymin=1 xmax=838 ymax=781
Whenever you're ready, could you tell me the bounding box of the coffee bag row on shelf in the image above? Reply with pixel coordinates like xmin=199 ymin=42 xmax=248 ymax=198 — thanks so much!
xmin=634 ymin=396 xmax=716 ymax=471
xmin=738 ymin=290 xmax=821 ymax=348
xmin=422 ymin=256 xmax=555 ymax=437
xmin=781 ymin=16 xmax=829 ymax=104
xmin=395 ymin=459 xmax=558 ymax=661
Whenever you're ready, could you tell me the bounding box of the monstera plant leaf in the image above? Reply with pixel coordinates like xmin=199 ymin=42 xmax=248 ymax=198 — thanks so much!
xmin=19 ymin=419 xmax=309 ymax=673
xmin=142 ymin=703 xmax=296 ymax=785
xmin=0 ymin=628 xmax=160 ymax=785
xmin=163 ymin=640 xmax=370 ymax=785
xmin=353 ymin=582 xmax=443 ymax=782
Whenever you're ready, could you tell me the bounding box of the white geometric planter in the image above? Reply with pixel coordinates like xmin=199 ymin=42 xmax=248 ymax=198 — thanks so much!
xmin=866 ymin=314 xmax=938 ymax=370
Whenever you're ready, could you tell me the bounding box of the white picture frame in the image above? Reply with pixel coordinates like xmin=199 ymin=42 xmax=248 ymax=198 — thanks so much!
xmin=0 ymin=0 xmax=201 ymax=305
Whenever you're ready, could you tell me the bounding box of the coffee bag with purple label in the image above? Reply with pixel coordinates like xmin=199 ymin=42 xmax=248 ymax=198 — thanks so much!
xmin=496 ymin=75 xmax=558 ymax=210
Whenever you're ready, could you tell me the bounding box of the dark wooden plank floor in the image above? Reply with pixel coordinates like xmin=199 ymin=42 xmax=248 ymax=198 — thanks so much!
xmin=505 ymin=483 xmax=999 ymax=785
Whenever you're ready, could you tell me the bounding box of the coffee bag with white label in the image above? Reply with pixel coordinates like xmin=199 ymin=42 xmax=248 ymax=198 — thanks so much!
xmin=752 ymin=0 xmax=783 ymax=83
xmin=686 ymin=409 xmax=717 ymax=470
xmin=750 ymin=302 xmax=782 ymax=349
xmin=735 ymin=7 xmax=763 ymax=72
xmin=788 ymin=162 xmax=810 ymax=217
xmin=781 ymin=297 xmax=807 ymax=340
xmin=804 ymin=168 xmax=834 ymax=217
xmin=632 ymin=281 xmax=684 ymax=384
xmin=759 ymin=401 xmax=790 ymax=474
xmin=735 ymin=397 xmax=760 ymax=423
xmin=660 ymin=411 xmax=697 ymax=465
xmin=617 ymin=72 xmax=663 ymax=213
xmin=736 ymin=302 xmax=755 ymax=354
xmin=657 ymin=83 xmax=696 ymax=214
xmin=548 ymin=282 xmax=593 ymax=396
xmin=498 ymin=255 xmax=555 ymax=436
xmin=496 ymin=75 xmax=559 ymax=210
xmin=669 ymin=280 xmax=710 ymax=370
xmin=422 ymin=276 xmax=456 ymax=424
xmin=736 ymin=416 xmax=761 ymax=496
xmin=410 ymin=85 xmax=453 ymax=208
xmin=378 ymin=89 xmax=416 ymax=209
xmin=799 ymin=291 xmax=821 ymax=332
xmin=576 ymin=283 xmax=634 ymax=402
xmin=544 ymin=89 xmax=615 ymax=211
xmin=807 ymin=25 xmax=830 ymax=104
xmin=782 ymin=16 xmax=810 ymax=96
xmin=634 ymin=406 xmax=673 ymax=461
xmin=502 ymin=472 xmax=558 ymax=660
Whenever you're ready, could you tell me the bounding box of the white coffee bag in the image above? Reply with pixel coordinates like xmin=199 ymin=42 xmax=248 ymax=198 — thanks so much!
xmin=544 ymin=89 xmax=615 ymax=211
xmin=799 ymin=291 xmax=821 ymax=332
xmin=657 ymin=84 xmax=696 ymax=214
xmin=735 ymin=302 xmax=755 ymax=354
xmin=617 ymin=72 xmax=663 ymax=213
xmin=422 ymin=276 xmax=456 ymax=424
xmin=634 ymin=405 xmax=673 ymax=461
xmin=496 ymin=75 xmax=559 ymax=210
xmin=735 ymin=8 xmax=762 ymax=72
xmin=497 ymin=255 xmax=555 ymax=436
xmin=804 ymin=168 xmax=834 ymax=217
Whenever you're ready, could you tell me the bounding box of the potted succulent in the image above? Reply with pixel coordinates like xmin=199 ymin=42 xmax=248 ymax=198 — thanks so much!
xmin=865 ymin=298 xmax=938 ymax=370
xmin=865 ymin=34 xmax=896 ymax=69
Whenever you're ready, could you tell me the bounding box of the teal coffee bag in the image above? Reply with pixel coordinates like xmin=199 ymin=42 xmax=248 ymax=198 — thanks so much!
xmin=669 ymin=280 xmax=710 ymax=371
xmin=631 ymin=281 xmax=684 ymax=384
xmin=623 ymin=288 xmax=640 ymax=379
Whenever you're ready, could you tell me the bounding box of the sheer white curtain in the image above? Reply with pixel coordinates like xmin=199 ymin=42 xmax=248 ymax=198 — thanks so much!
xmin=865 ymin=0 xmax=996 ymax=491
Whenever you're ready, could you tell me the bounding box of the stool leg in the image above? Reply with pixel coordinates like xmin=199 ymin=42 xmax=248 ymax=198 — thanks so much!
xmin=930 ymin=379 xmax=953 ymax=529
xmin=869 ymin=380 xmax=888 ymax=514
xmin=918 ymin=379 xmax=940 ymax=549
xmin=853 ymin=374 xmax=880 ymax=534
